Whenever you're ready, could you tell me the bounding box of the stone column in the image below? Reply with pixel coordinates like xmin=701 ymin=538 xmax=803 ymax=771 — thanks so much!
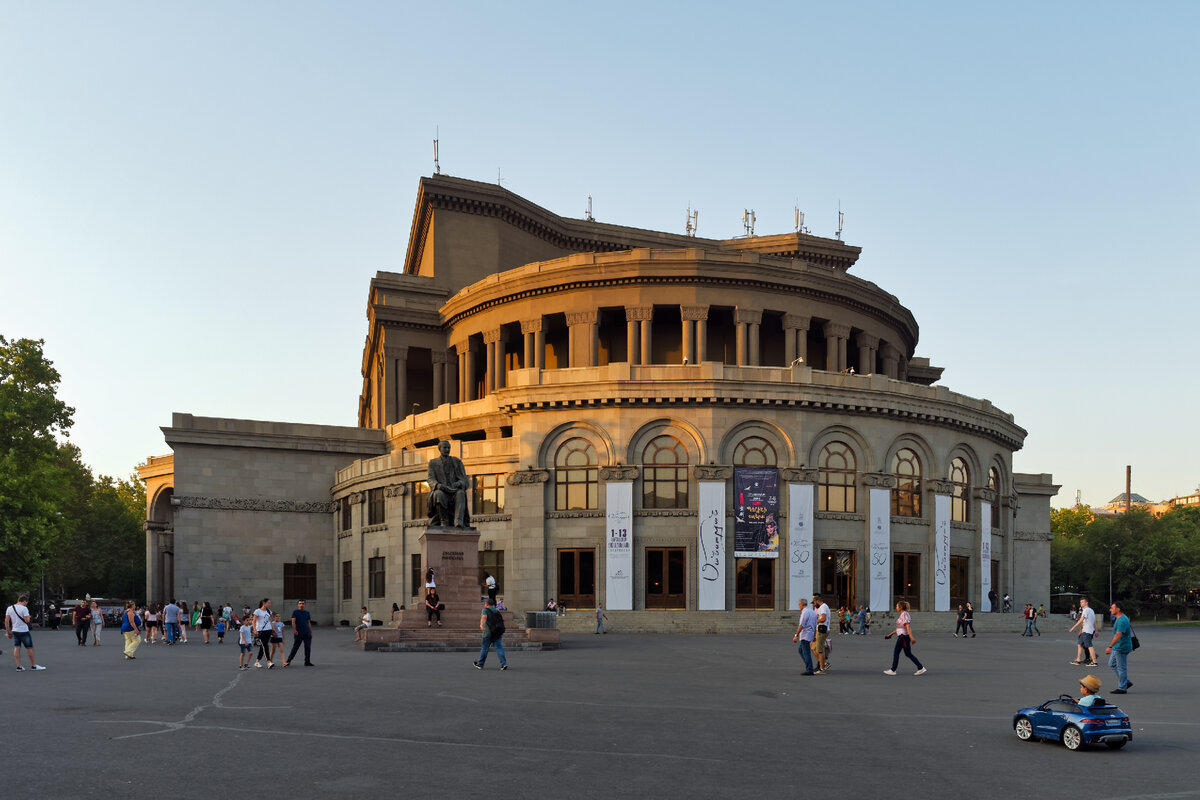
xmin=535 ymin=328 xmax=546 ymax=370
xmin=384 ymin=346 xmax=407 ymax=425
xmin=682 ymin=305 xmax=708 ymax=364
xmin=494 ymin=330 xmax=506 ymax=390
xmin=431 ymin=351 xmax=448 ymax=407
xmin=483 ymin=330 xmax=498 ymax=395
xmin=465 ymin=345 xmax=478 ymax=401
xmin=454 ymin=344 xmax=468 ymax=403
xmin=856 ymin=332 xmax=879 ymax=375
xmin=734 ymin=309 xmax=760 ymax=366
xmin=880 ymin=342 xmax=900 ymax=379
xmin=627 ymin=306 xmax=652 ymax=365
xmin=749 ymin=321 xmax=761 ymax=365
xmin=373 ymin=352 xmax=385 ymax=427
xmin=521 ymin=318 xmax=541 ymax=369
xmin=783 ymin=314 xmax=810 ymax=366
xmin=566 ymin=311 xmax=598 ymax=367
xmin=823 ymin=322 xmax=850 ymax=372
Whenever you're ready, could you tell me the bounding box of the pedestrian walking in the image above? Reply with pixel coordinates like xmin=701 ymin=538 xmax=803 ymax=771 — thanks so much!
xmin=237 ymin=617 xmax=254 ymax=670
xmin=90 ymin=599 xmax=104 ymax=645
xmin=954 ymin=604 xmax=966 ymax=637
xmin=5 ymin=595 xmax=47 ymax=670
xmin=72 ymin=599 xmax=91 ymax=646
xmin=883 ymin=600 xmax=926 ymax=676
xmin=283 ymin=599 xmax=314 ymax=667
xmin=484 ymin=572 xmax=498 ymax=604
xmin=200 ymin=602 xmax=214 ymax=643
xmin=253 ymin=599 xmax=275 ymax=668
xmin=473 ymin=597 xmax=508 ymax=670
xmin=1104 ymin=601 xmax=1134 ymax=693
xmin=963 ymin=601 xmax=976 ymax=637
xmin=792 ymin=598 xmax=817 ymax=675
xmin=594 ymin=604 xmax=608 ymax=634
xmin=121 ymin=600 xmax=141 ymax=660
xmin=1068 ymin=597 xmax=1098 ymax=666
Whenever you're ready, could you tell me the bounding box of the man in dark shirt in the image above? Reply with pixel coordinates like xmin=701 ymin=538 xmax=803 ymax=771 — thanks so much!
xmin=73 ymin=601 xmax=92 ymax=646
xmin=283 ymin=599 xmax=314 ymax=667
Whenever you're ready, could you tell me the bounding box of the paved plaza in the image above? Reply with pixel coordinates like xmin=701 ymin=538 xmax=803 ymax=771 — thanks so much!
xmin=6 ymin=623 xmax=1199 ymax=799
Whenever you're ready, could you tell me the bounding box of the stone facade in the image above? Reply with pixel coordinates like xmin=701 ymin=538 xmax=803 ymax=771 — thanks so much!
xmin=141 ymin=175 xmax=1058 ymax=625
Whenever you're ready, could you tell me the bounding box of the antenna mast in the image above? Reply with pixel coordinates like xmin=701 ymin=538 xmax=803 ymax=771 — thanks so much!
xmin=742 ymin=209 xmax=756 ymax=237
xmin=686 ymin=203 xmax=698 ymax=237
xmin=585 ymin=195 xmax=594 ymax=222
xmin=433 ymin=128 xmax=440 ymax=175
xmin=835 ymin=201 xmax=844 ymax=240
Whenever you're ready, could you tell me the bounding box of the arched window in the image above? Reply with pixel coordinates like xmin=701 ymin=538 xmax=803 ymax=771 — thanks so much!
xmin=642 ymin=435 xmax=689 ymax=509
xmin=891 ymin=448 xmax=922 ymax=517
xmin=818 ymin=441 xmax=856 ymax=513
xmin=988 ymin=466 xmax=1001 ymax=529
xmin=555 ymin=438 xmax=598 ymax=510
xmin=950 ymin=457 xmax=970 ymax=522
xmin=733 ymin=436 xmax=777 ymax=467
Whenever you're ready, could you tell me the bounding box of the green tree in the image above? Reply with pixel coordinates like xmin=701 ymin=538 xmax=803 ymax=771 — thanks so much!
xmin=0 ymin=336 xmax=75 ymax=598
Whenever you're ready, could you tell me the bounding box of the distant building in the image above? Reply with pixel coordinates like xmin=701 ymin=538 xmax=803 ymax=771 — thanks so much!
xmin=139 ymin=175 xmax=1057 ymax=624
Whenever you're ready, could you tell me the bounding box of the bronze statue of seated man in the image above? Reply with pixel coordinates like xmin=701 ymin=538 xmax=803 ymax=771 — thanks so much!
xmin=427 ymin=439 xmax=471 ymax=528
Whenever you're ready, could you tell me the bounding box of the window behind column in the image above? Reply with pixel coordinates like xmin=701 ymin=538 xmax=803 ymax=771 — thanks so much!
xmin=891 ymin=448 xmax=922 ymax=517
xmin=555 ymin=438 xmax=598 ymax=510
xmin=950 ymin=457 xmax=970 ymax=522
xmin=642 ymin=435 xmax=689 ymax=509
xmin=817 ymin=441 xmax=856 ymax=512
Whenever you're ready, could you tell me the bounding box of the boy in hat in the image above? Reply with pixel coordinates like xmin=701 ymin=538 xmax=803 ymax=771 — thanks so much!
xmin=1077 ymin=674 xmax=1102 ymax=707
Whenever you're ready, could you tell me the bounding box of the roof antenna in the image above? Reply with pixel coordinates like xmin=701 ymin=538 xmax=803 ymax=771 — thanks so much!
xmin=585 ymin=195 xmax=595 ymax=222
xmin=835 ymin=201 xmax=844 ymax=240
xmin=433 ymin=127 xmax=440 ymax=175
xmin=686 ymin=203 xmax=698 ymax=237
xmin=794 ymin=202 xmax=807 ymax=234
xmin=742 ymin=208 xmax=756 ymax=237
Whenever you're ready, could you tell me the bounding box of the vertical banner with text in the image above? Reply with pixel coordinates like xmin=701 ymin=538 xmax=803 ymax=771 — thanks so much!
xmin=787 ymin=482 xmax=814 ymax=609
xmin=605 ymin=481 xmax=633 ymax=610
xmin=698 ymin=480 xmax=726 ymax=610
xmin=934 ymin=493 xmax=950 ymax=611
xmin=868 ymin=488 xmax=891 ymax=612
xmin=733 ymin=468 xmax=780 ymax=558
xmin=980 ymin=501 xmax=992 ymax=612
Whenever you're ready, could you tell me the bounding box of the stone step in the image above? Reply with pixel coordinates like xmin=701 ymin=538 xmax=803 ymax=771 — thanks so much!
xmin=550 ymin=610 xmax=1073 ymax=635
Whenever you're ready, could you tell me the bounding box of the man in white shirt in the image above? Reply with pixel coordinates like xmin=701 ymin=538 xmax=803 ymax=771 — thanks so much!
xmin=253 ymin=599 xmax=275 ymax=668
xmin=5 ymin=595 xmax=47 ymax=670
xmin=1068 ymin=596 xmax=1098 ymax=666
xmin=813 ymin=594 xmax=832 ymax=673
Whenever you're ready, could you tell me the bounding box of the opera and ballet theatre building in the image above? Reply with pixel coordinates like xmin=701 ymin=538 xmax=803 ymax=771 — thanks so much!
xmin=139 ymin=175 xmax=1057 ymax=625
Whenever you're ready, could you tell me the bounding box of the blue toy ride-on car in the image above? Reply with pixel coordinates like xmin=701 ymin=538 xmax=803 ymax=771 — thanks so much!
xmin=1013 ymin=694 xmax=1132 ymax=750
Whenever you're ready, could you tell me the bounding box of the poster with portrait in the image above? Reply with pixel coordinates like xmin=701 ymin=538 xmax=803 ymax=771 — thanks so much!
xmin=733 ymin=467 xmax=780 ymax=558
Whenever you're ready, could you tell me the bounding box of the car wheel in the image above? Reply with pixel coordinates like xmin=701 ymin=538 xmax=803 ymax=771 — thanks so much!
xmin=1061 ymin=725 xmax=1083 ymax=751
xmin=1014 ymin=716 xmax=1034 ymax=741
xmin=1106 ymin=740 xmax=1127 ymax=750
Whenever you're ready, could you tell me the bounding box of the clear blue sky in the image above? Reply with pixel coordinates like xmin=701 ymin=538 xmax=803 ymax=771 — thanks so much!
xmin=2 ymin=2 xmax=1197 ymax=508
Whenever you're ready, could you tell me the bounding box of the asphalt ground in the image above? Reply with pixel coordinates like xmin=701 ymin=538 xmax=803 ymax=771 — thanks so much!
xmin=3 ymin=623 xmax=1198 ymax=799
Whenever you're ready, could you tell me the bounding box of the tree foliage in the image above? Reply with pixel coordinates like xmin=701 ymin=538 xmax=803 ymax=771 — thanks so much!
xmin=1051 ymin=504 xmax=1200 ymax=616
xmin=0 ymin=336 xmax=74 ymax=598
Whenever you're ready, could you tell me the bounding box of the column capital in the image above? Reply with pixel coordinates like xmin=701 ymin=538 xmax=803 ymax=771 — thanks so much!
xmin=692 ymin=465 xmax=731 ymax=481
xmin=383 ymin=344 xmax=409 ymax=359
xmin=507 ymin=469 xmax=550 ymax=486
xmin=782 ymin=313 xmax=811 ymax=331
xmin=880 ymin=342 xmax=901 ymax=360
xmin=451 ymin=339 xmax=469 ymax=354
xmin=855 ymin=332 xmax=879 ymax=349
xmin=681 ymin=305 xmax=709 ymax=322
xmin=483 ymin=329 xmax=502 ymax=344
xmin=565 ymin=310 xmax=599 ymax=326
xmin=974 ymin=487 xmax=999 ymax=504
xmin=822 ymin=321 xmax=851 ymax=339
xmin=431 ymin=350 xmax=452 ymax=365
xmin=520 ymin=318 xmax=543 ymax=334
xmin=600 ymin=465 xmax=640 ymax=482
xmin=734 ymin=308 xmax=762 ymax=325
xmin=861 ymin=472 xmax=897 ymax=489
xmin=625 ymin=306 xmax=653 ymax=322
xmin=782 ymin=468 xmax=820 ymax=484
xmin=928 ymin=479 xmax=956 ymax=495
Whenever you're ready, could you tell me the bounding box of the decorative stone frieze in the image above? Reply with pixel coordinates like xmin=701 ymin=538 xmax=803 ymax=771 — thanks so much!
xmin=815 ymin=512 xmax=866 ymax=521
xmin=625 ymin=306 xmax=653 ymax=322
xmin=430 ymin=350 xmax=451 ymax=365
xmin=483 ymin=329 xmax=501 ymax=344
xmin=507 ymin=469 xmax=550 ymax=486
xmin=362 ymin=523 xmax=389 ymax=534
xmin=545 ymin=510 xmax=605 ymax=519
xmin=175 ymin=496 xmax=336 ymax=514
xmin=861 ymin=472 xmax=897 ymax=489
xmin=384 ymin=485 xmax=407 ymax=497
xmin=1014 ymin=529 xmax=1052 ymax=542
xmin=781 ymin=468 xmax=819 ymax=483
xmin=520 ymin=318 xmax=543 ymax=334
xmin=928 ymin=480 xmax=955 ymax=495
xmin=693 ymin=465 xmax=731 ymax=481
xmin=681 ymin=305 xmax=710 ymax=321
xmin=891 ymin=515 xmax=928 ymax=525
xmin=600 ymin=465 xmax=639 ymax=481
xmin=734 ymin=308 xmax=762 ymax=325
xmin=635 ymin=509 xmax=698 ymax=517
xmin=822 ymin=322 xmax=851 ymax=339
xmin=349 ymin=492 xmax=364 ymax=505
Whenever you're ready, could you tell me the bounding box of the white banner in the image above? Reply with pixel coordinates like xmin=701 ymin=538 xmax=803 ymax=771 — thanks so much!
xmin=980 ymin=501 xmax=992 ymax=612
xmin=868 ymin=488 xmax=891 ymax=612
xmin=787 ymin=482 xmax=814 ymax=609
xmin=698 ymin=481 xmax=726 ymax=610
xmin=605 ymin=481 xmax=633 ymax=610
xmin=934 ymin=493 xmax=950 ymax=611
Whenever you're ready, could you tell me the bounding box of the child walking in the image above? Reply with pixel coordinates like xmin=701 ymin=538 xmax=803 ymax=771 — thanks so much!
xmin=216 ymin=617 xmax=226 ymax=643
xmin=237 ymin=617 xmax=254 ymax=670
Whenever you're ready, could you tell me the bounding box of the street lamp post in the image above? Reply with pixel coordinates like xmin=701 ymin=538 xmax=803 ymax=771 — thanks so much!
xmin=1103 ymin=543 xmax=1121 ymax=609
